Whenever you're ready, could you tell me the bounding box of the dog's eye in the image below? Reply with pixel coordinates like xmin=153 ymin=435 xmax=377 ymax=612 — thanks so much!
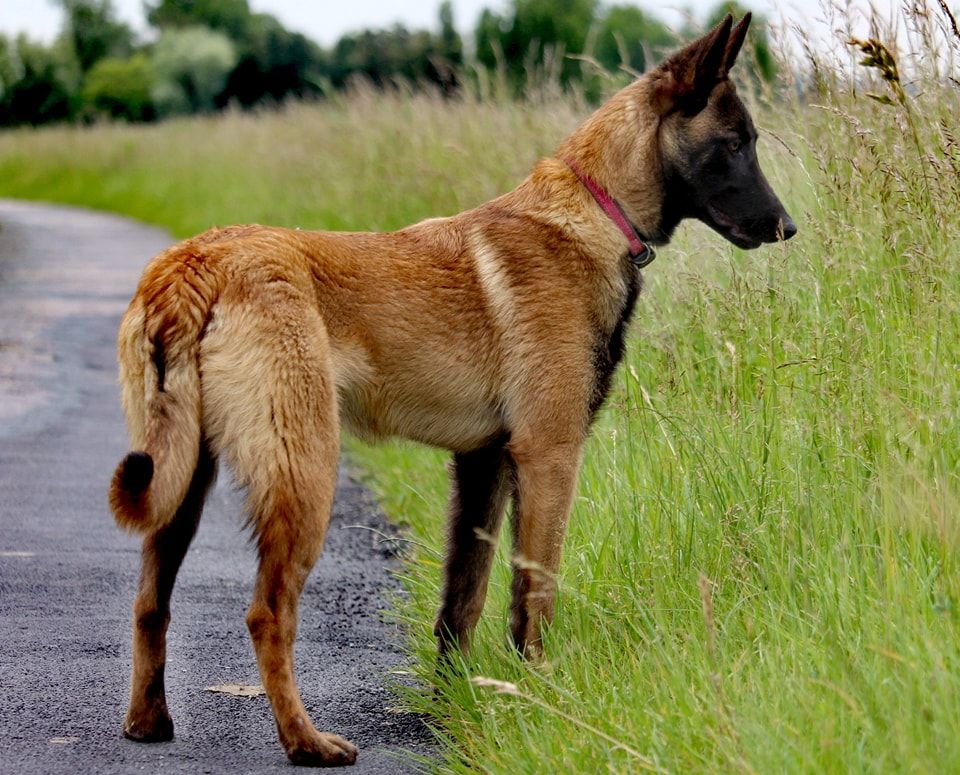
xmin=728 ymin=139 xmax=742 ymax=154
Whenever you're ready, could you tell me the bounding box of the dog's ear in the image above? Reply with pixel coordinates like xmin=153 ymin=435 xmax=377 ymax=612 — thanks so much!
xmin=652 ymin=14 xmax=733 ymax=114
xmin=720 ymin=13 xmax=751 ymax=77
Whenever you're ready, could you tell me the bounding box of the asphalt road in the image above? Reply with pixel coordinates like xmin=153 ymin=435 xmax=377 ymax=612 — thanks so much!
xmin=0 ymin=200 xmax=433 ymax=774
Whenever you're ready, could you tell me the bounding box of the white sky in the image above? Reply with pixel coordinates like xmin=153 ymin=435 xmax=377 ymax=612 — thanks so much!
xmin=2 ymin=0 xmax=785 ymax=46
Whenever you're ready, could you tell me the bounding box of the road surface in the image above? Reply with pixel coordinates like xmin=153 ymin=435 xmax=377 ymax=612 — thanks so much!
xmin=0 ymin=200 xmax=433 ymax=773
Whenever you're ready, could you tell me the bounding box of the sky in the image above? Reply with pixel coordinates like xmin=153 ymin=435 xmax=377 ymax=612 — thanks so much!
xmin=1 ymin=0 xmax=785 ymax=47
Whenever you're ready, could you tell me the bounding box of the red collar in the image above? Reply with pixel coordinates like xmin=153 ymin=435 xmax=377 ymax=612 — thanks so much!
xmin=564 ymin=158 xmax=656 ymax=267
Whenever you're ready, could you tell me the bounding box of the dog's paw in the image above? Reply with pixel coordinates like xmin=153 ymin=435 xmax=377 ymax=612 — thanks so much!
xmin=123 ymin=710 xmax=174 ymax=743
xmin=285 ymin=731 xmax=358 ymax=767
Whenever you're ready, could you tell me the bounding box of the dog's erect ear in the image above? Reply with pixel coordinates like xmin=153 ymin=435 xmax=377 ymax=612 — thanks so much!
xmin=653 ymin=14 xmax=733 ymax=113
xmin=720 ymin=13 xmax=751 ymax=77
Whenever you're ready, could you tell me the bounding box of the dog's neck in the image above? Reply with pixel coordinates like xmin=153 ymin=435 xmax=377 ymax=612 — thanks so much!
xmin=554 ymin=81 xmax=666 ymax=245
xmin=563 ymin=158 xmax=656 ymax=266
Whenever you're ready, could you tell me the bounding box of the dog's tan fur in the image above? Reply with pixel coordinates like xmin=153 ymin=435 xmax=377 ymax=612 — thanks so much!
xmin=110 ymin=16 xmax=789 ymax=766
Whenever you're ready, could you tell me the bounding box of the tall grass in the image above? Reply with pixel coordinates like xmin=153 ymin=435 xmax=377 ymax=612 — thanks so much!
xmin=0 ymin=86 xmax=580 ymax=236
xmin=2 ymin=2 xmax=959 ymax=771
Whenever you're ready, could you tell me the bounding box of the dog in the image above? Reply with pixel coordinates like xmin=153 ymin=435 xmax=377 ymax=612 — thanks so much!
xmin=109 ymin=13 xmax=795 ymax=767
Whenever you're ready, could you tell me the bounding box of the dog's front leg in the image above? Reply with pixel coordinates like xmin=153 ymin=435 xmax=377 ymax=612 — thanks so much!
xmin=435 ymin=438 xmax=514 ymax=660
xmin=508 ymin=437 xmax=583 ymax=658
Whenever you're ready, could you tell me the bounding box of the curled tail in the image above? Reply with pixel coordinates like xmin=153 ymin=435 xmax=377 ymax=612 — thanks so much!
xmin=110 ymin=244 xmax=220 ymax=534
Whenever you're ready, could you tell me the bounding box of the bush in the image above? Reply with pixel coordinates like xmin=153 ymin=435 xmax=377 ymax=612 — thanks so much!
xmin=0 ymin=34 xmax=76 ymax=125
xmin=81 ymin=53 xmax=154 ymax=120
xmin=151 ymin=25 xmax=236 ymax=116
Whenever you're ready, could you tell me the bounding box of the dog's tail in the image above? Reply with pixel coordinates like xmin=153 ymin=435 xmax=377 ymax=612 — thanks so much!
xmin=109 ymin=246 xmax=221 ymax=534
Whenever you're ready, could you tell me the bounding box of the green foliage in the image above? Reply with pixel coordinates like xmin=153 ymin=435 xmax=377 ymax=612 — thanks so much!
xmin=328 ymin=25 xmax=457 ymax=90
xmin=146 ymin=0 xmax=252 ymax=40
xmin=219 ymin=13 xmax=325 ymax=106
xmin=151 ymin=26 xmax=237 ymax=115
xmin=0 ymin=37 xmax=19 ymax=100
xmin=81 ymin=53 xmax=154 ymax=120
xmin=438 ymin=1 xmax=463 ymax=64
xmin=594 ymin=5 xmax=676 ymax=73
xmin=476 ymin=0 xmax=598 ymax=85
xmin=146 ymin=0 xmax=326 ymax=107
xmin=57 ymin=0 xmax=133 ymax=74
xmin=0 ymin=34 xmax=75 ymax=125
xmin=0 ymin=0 xmax=782 ymax=127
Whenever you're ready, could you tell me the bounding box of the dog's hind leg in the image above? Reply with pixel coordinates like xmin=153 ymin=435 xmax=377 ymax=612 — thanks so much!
xmin=202 ymin=282 xmax=357 ymax=766
xmin=247 ymin=485 xmax=356 ymax=767
xmin=124 ymin=445 xmax=216 ymax=742
xmin=435 ymin=437 xmax=513 ymax=660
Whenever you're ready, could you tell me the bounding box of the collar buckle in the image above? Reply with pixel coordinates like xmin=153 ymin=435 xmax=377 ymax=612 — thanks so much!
xmin=630 ymin=243 xmax=656 ymax=268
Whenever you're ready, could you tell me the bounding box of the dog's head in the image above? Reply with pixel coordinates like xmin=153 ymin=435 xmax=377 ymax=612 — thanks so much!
xmin=651 ymin=14 xmax=796 ymax=248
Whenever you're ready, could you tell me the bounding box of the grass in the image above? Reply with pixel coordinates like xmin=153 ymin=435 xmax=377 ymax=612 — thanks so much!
xmin=2 ymin=5 xmax=959 ymax=772
xmin=0 ymin=86 xmax=580 ymax=236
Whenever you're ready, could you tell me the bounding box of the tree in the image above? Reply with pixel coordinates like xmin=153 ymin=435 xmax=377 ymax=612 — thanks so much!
xmin=82 ymin=53 xmax=154 ymax=120
xmin=0 ymin=35 xmax=20 ymax=98
xmin=438 ymin=1 xmax=462 ymax=64
xmin=476 ymin=0 xmax=599 ymax=86
xmin=57 ymin=0 xmax=133 ymax=74
xmin=435 ymin=0 xmax=462 ymax=92
xmin=218 ymin=13 xmax=325 ymax=106
xmin=0 ymin=34 xmax=74 ymax=125
xmin=475 ymin=8 xmax=506 ymax=66
xmin=594 ymin=5 xmax=675 ymax=73
xmin=146 ymin=1 xmax=326 ymax=107
xmin=151 ymin=26 xmax=237 ymax=115
xmin=326 ymin=23 xmax=461 ymax=91
xmin=145 ymin=0 xmax=252 ymax=40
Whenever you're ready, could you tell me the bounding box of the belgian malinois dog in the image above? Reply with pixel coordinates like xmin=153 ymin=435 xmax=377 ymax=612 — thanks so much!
xmin=110 ymin=13 xmax=795 ymax=767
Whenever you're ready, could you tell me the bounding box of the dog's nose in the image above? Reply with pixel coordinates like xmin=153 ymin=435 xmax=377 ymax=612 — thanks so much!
xmin=780 ymin=215 xmax=797 ymax=241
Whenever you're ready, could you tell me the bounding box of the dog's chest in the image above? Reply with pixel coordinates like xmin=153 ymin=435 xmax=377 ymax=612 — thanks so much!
xmin=589 ymin=265 xmax=642 ymax=417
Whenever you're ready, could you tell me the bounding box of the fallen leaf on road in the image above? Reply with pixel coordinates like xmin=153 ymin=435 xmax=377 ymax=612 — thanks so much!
xmin=204 ymin=683 xmax=265 ymax=698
